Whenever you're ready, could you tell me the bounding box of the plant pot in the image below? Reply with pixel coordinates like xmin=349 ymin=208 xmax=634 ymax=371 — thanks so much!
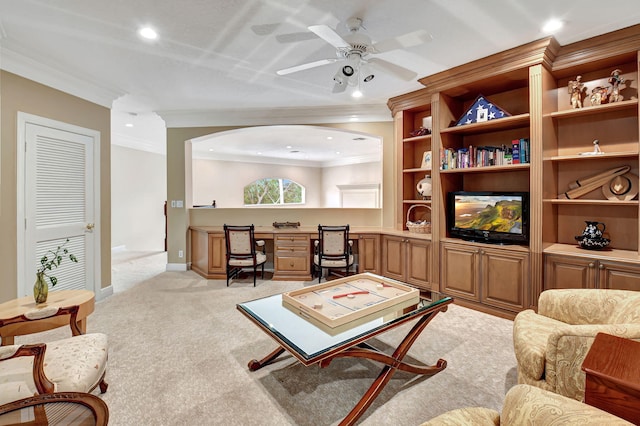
xmin=34 ymin=272 xmax=48 ymax=304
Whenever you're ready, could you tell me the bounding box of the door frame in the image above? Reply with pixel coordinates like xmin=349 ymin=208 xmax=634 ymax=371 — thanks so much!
xmin=16 ymin=112 xmax=102 ymax=298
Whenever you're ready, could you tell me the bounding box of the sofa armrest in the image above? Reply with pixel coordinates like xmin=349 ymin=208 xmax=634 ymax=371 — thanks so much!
xmin=545 ymin=324 xmax=640 ymax=400
xmin=501 ymin=384 xmax=633 ymax=425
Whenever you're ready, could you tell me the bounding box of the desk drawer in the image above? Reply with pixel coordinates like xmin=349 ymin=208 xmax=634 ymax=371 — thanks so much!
xmin=275 ymin=234 xmax=309 ymax=247
xmin=276 ymin=256 xmax=309 ymax=272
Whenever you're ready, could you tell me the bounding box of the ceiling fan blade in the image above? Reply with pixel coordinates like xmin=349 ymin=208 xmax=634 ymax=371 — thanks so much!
xmin=308 ymin=24 xmax=351 ymax=49
xmin=275 ymin=31 xmax=318 ymax=43
xmin=367 ymin=58 xmax=417 ymax=81
xmin=276 ymin=58 xmax=338 ymax=76
xmin=372 ymin=30 xmax=432 ymax=53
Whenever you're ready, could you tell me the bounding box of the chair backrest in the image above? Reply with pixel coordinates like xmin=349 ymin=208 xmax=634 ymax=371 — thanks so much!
xmin=317 ymin=224 xmax=350 ymax=260
xmin=224 ymin=224 xmax=257 ymax=260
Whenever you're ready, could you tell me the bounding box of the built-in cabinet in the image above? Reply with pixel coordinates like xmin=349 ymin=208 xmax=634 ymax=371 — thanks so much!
xmin=355 ymin=234 xmax=380 ymax=274
xmin=381 ymin=235 xmax=431 ymax=288
xmin=388 ymin=25 xmax=640 ymax=318
xmin=273 ymin=234 xmax=311 ymax=281
xmin=544 ymin=254 xmax=640 ymax=290
xmin=441 ymin=241 xmax=529 ymax=315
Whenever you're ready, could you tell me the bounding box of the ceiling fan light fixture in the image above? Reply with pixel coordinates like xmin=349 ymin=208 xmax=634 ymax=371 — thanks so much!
xmin=342 ymin=65 xmax=355 ymax=76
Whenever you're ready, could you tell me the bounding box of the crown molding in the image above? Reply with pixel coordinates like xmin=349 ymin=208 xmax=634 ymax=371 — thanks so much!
xmin=0 ymin=47 xmax=124 ymax=108
xmin=156 ymin=103 xmax=393 ymax=128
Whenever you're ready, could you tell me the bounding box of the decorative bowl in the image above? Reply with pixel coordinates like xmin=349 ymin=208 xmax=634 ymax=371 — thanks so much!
xmin=575 ymin=236 xmax=611 ymax=250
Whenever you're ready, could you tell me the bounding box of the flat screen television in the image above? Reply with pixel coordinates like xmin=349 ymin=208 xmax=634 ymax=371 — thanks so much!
xmin=447 ymin=191 xmax=529 ymax=245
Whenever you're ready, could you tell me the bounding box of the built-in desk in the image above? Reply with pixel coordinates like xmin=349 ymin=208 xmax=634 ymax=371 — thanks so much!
xmin=189 ymin=226 xmax=431 ymax=284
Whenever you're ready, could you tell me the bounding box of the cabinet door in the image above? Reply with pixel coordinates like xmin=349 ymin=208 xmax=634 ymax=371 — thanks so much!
xmin=440 ymin=243 xmax=480 ymax=301
xmin=598 ymin=260 xmax=640 ymax=290
xmin=406 ymin=237 xmax=431 ymax=289
xmin=209 ymin=233 xmax=226 ymax=275
xmin=544 ymin=254 xmax=595 ymax=290
xmin=381 ymin=235 xmax=405 ymax=281
xmin=481 ymin=247 xmax=529 ymax=312
xmin=357 ymin=234 xmax=380 ymax=274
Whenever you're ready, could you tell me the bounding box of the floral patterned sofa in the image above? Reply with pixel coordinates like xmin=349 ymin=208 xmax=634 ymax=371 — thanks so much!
xmin=421 ymin=384 xmax=633 ymax=425
xmin=513 ymin=289 xmax=640 ymax=401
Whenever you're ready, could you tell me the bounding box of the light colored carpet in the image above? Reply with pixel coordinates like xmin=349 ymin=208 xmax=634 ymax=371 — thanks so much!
xmin=17 ymin=251 xmax=518 ymax=425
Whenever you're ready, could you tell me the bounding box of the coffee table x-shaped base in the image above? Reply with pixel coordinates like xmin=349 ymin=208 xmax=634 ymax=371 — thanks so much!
xmin=244 ymin=301 xmax=451 ymax=426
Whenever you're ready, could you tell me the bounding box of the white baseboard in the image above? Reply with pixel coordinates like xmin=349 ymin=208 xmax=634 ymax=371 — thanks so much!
xmin=96 ymin=284 xmax=114 ymax=301
xmin=166 ymin=263 xmax=188 ymax=272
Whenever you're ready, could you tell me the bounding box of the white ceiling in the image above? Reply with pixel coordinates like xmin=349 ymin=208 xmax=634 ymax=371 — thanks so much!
xmin=2 ymin=0 xmax=640 ymax=159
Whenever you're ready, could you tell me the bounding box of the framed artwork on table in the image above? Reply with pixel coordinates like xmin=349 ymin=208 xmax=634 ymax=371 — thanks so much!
xmin=421 ymin=151 xmax=432 ymax=170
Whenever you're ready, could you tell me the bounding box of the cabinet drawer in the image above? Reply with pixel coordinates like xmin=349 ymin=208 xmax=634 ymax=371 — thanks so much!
xmin=276 ymin=256 xmax=309 ymax=272
xmin=276 ymin=247 xmax=308 ymax=257
xmin=275 ymin=234 xmax=309 ymax=247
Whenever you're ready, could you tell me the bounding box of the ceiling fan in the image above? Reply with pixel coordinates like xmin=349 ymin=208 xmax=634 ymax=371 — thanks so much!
xmin=276 ymin=18 xmax=431 ymax=93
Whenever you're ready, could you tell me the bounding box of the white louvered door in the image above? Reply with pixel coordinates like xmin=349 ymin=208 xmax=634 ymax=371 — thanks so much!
xmin=21 ymin=119 xmax=98 ymax=296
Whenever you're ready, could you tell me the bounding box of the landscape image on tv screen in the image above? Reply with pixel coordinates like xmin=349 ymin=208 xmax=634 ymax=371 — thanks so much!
xmin=454 ymin=195 xmax=523 ymax=234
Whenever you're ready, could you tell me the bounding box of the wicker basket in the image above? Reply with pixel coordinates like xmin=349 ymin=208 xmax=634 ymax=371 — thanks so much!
xmin=406 ymin=204 xmax=432 ymax=233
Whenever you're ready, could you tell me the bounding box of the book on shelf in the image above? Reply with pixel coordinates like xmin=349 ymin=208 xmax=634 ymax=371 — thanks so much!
xmin=440 ymin=138 xmax=529 ymax=170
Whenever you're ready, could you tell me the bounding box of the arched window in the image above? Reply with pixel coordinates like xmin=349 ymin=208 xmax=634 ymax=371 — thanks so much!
xmin=244 ymin=178 xmax=305 ymax=206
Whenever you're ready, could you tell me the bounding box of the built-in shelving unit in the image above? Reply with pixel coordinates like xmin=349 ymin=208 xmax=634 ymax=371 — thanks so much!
xmin=388 ymin=25 xmax=640 ymax=318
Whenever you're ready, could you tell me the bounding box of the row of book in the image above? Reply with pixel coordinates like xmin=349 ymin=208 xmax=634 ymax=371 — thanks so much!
xmin=440 ymin=138 xmax=530 ymax=170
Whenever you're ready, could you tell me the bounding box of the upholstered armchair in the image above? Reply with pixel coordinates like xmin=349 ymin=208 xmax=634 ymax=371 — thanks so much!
xmin=0 ymin=305 xmax=108 ymax=406
xmin=513 ymin=289 xmax=640 ymax=401
xmin=421 ymin=384 xmax=633 ymax=425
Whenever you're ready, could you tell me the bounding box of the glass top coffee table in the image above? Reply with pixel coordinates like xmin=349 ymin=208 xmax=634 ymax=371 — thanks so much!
xmin=237 ymin=276 xmax=453 ymax=426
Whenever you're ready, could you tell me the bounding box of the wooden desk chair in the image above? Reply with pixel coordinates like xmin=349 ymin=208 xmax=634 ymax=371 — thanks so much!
xmin=0 ymin=305 xmax=108 ymax=406
xmin=224 ymin=224 xmax=267 ymax=286
xmin=313 ymin=224 xmax=354 ymax=283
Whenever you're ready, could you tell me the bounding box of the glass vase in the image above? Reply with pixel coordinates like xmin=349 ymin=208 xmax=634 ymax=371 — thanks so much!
xmin=34 ymin=272 xmax=48 ymax=304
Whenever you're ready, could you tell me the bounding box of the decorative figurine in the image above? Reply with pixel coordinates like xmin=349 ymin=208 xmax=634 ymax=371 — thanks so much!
xmin=568 ymin=75 xmax=585 ymax=108
xmin=608 ymin=69 xmax=624 ymax=102
xmin=590 ymin=86 xmax=608 ymax=105
xmin=592 ymin=139 xmax=602 ymax=154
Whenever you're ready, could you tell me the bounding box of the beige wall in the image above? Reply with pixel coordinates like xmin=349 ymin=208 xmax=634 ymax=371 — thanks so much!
xmin=111 ymin=145 xmax=166 ymax=251
xmin=166 ymin=121 xmax=395 ymax=265
xmin=0 ymin=71 xmax=111 ymax=303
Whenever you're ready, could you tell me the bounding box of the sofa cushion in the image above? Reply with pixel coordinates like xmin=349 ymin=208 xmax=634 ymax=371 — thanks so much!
xmin=420 ymin=407 xmax=500 ymax=426
xmin=501 ymin=384 xmax=633 ymax=425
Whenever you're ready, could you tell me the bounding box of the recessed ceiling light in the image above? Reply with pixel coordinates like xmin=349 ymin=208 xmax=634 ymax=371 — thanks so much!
xmin=286 ymin=145 xmax=293 ymax=149
xmin=349 ymin=116 xmax=359 ymax=122
xmin=351 ymin=89 xmax=363 ymax=98
xmin=327 ymin=136 xmax=333 ymax=140
xmin=335 ymin=151 xmax=341 ymax=155
xmin=125 ymin=123 xmax=134 ymax=128
xmin=542 ymin=19 xmax=563 ymax=33
xmin=138 ymin=27 xmax=158 ymax=40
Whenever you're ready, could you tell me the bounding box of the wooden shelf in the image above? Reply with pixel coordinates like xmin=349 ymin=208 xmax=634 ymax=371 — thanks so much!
xmin=440 ymin=163 xmax=530 ymax=174
xmin=544 ymin=199 xmax=639 ymax=206
xmin=403 ymin=167 xmax=432 ymax=173
xmin=403 ymin=199 xmax=432 ymax=205
xmin=403 ymin=134 xmax=432 ymax=143
xmin=545 ymin=99 xmax=638 ymax=119
xmin=544 ymin=151 xmax=639 ymax=161
xmin=440 ymin=113 xmax=530 ymax=135
xmin=543 ymin=243 xmax=640 ymax=263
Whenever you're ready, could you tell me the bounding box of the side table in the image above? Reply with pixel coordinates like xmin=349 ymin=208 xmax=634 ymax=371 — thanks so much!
xmin=581 ymin=332 xmax=640 ymax=424
xmin=0 ymin=290 xmax=95 ymax=346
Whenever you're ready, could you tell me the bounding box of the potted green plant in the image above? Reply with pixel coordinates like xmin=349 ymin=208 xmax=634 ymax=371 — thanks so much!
xmin=34 ymin=239 xmax=78 ymax=303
